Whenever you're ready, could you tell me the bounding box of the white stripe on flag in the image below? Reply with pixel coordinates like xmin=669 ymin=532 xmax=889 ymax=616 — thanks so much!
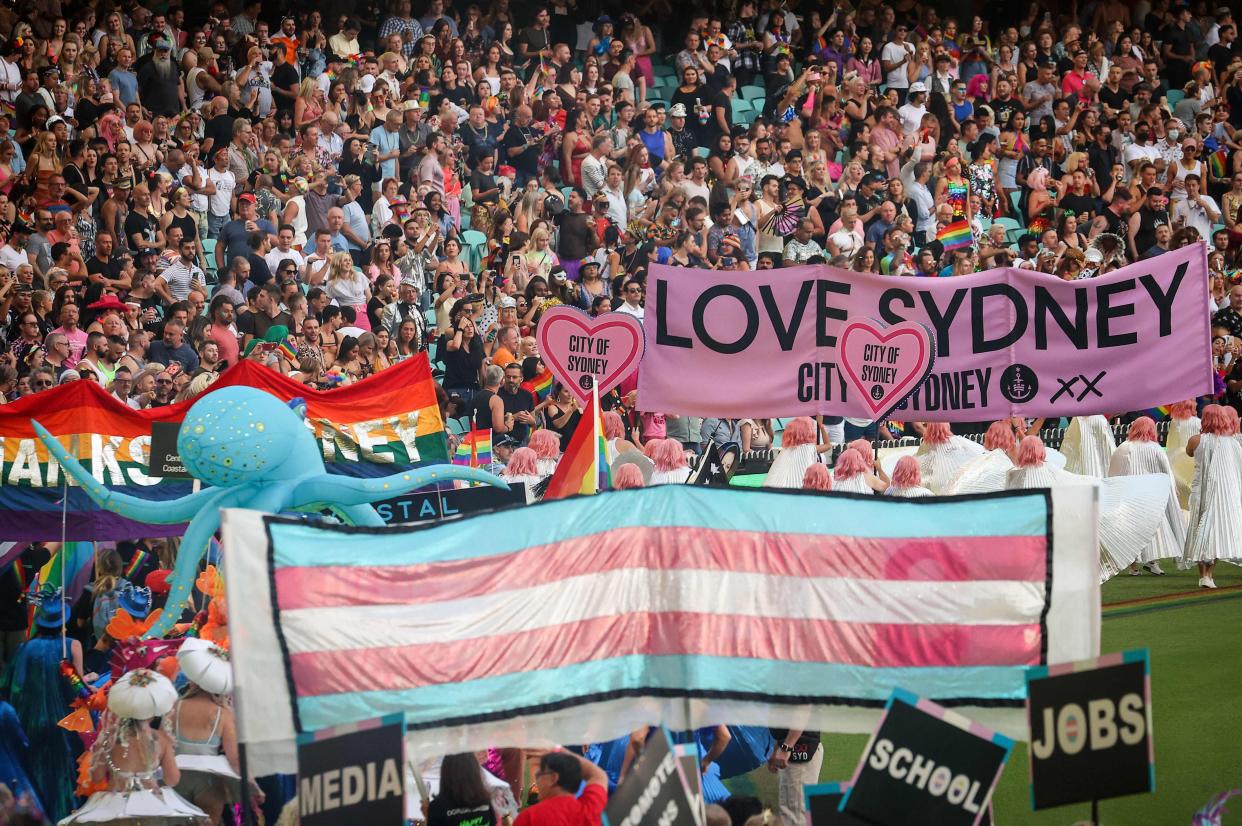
xmin=277 ymin=568 xmax=1046 ymax=655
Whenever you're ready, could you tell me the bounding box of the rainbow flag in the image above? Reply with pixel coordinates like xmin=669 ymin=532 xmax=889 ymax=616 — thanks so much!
xmin=1209 ymin=148 xmax=1229 ymax=180
xmin=1143 ymin=405 xmax=1171 ymax=421
xmin=937 ymin=218 xmax=973 ymax=251
xmin=0 ymin=356 xmax=450 ymax=540
xmin=544 ymin=388 xmax=609 ymax=500
xmin=32 ymin=542 xmax=94 ymax=604
xmin=453 ymin=429 xmax=492 ymax=469
xmin=278 ymin=336 xmax=298 ymax=363
xmin=521 ymin=368 xmax=555 ymax=402
xmin=123 ymin=549 xmax=149 ymax=580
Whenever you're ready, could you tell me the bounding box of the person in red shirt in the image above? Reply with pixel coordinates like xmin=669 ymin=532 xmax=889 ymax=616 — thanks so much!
xmin=514 ymin=749 xmax=609 ymax=826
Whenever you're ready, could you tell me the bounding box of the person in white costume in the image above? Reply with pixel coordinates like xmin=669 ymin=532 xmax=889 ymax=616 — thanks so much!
xmin=649 ymin=438 xmax=692 ymax=485
xmin=763 ymin=417 xmax=831 ymax=489
xmin=613 ymin=463 xmax=646 ymax=489
xmin=1006 ymin=435 xmax=1171 ymax=582
xmin=170 ymin=639 xmax=243 ymax=823
xmin=61 ymin=670 xmax=207 ymax=825
xmin=1164 ymin=399 xmax=1201 ymax=508
xmin=528 ymin=429 xmax=563 ymax=477
xmin=502 ymin=447 xmax=546 ymax=489
xmin=1060 ymin=415 xmax=1116 ymax=477
xmin=1108 ymin=416 xmax=1185 ymax=576
xmin=944 ymin=421 xmax=1071 ymax=495
xmin=914 ymin=423 xmax=986 ymax=493
xmin=1181 ymin=404 xmax=1242 ymax=589
xmin=831 ymin=447 xmax=887 ymax=494
xmin=802 ymin=463 xmax=833 ymax=491
xmin=885 ymin=455 xmax=935 ymax=497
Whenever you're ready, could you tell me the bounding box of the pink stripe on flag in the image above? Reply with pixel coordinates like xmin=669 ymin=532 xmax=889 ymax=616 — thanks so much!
xmin=288 ymin=611 xmax=1042 ymax=697
xmin=274 ymin=529 xmax=1047 ymax=611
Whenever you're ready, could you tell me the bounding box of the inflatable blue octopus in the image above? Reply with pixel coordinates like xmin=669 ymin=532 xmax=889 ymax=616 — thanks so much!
xmin=34 ymin=386 xmax=506 ymax=638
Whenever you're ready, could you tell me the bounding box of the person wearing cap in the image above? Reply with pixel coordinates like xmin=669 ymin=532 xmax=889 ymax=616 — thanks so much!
xmin=897 ymin=81 xmax=928 ymax=138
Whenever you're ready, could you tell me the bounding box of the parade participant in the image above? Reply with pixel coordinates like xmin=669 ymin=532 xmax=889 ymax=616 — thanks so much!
xmin=885 ymin=455 xmax=934 ymax=497
xmin=171 ymin=640 xmax=242 ymax=824
xmin=649 ymin=438 xmax=691 ymax=485
xmin=913 ymin=422 xmax=985 ymax=494
xmin=763 ymin=417 xmax=831 ymax=489
xmin=501 ymin=447 xmax=544 ymax=490
xmin=830 ymin=448 xmax=882 ymax=495
xmin=612 ymin=463 xmax=645 ymax=489
xmin=528 ymin=426 xmax=563 ymax=477
xmin=801 ymin=463 xmax=831 ymax=491
xmin=1166 ymin=399 xmax=1201 ymax=507
xmin=513 ymin=749 xmax=607 ymax=826
xmin=1182 ymin=405 xmax=1242 ymax=589
xmin=1061 ymin=415 xmax=1118 ymax=477
xmin=1108 ymin=416 xmax=1184 ymax=576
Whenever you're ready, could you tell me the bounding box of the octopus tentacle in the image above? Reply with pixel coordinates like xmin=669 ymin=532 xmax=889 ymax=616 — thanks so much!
xmin=288 ymin=464 xmax=508 ymax=509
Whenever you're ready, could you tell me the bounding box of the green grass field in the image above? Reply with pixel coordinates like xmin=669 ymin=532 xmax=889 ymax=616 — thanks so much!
xmin=726 ymin=565 xmax=1242 ymax=823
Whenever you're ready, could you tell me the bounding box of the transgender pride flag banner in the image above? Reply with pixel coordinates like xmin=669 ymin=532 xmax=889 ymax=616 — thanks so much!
xmin=222 ymin=486 xmax=1100 ymax=774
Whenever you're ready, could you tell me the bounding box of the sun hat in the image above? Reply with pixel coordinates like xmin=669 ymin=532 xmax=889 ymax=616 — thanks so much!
xmin=177 ymin=638 xmax=233 ymax=694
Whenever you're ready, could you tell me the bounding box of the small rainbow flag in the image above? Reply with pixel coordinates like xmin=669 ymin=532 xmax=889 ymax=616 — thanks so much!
xmin=937 ymin=218 xmax=973 ymax=251
xmin=123 ymin=550 xmax=149 ymax=581
xmin=544 ymin=387 xmax=610 ymax=500
xmin=453 ymin=429 xmax=492 ymax=469
xmin=521 ymin=368 xmax=555 ymax=402
xmin=32 ymin=542 xmax=95 ymax=604
xmin=278 ymin=336 xmax=298 ymax=363
xmin=1143 ymin=405 xmax=1171 ymax=421
xmin=1208 ymin=148 xmax=1229 ymax=180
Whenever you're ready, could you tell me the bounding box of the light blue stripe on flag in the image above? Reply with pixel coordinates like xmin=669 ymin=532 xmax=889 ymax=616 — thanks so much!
xmin=272 ymin=488 xmax=1049 ymax=568
xmin=294 ymin=654 xmax=1030 ymax=733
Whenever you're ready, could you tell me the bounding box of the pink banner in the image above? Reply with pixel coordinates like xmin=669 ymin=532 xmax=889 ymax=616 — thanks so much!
xmin=638 ymin=243 xmax=1215 ymax=421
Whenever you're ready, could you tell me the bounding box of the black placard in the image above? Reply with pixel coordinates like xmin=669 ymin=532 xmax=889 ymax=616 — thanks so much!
xmin=149 ymin=421 xmax=192 ymax=479
xmin=603 ymin=727 xmax=700 ymax=826
xmin=296 ymin=716 xmax=405 ymax=826
xmin=805 ymin=783 xmax=869 ymax=824
xmin=1026 ymin=650 xmax=1154 ymax=810
xmin=841 ymin=690 xmax=1012 ymax=826
xmin=372 ymin=481 xmax=527 ymax=524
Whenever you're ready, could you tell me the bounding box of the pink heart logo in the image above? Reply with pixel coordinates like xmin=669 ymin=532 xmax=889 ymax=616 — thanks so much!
xmin=536 ymin=306 xmax=646 ymax=405
xmin=838 ymin=318 xmax=935 ymax=419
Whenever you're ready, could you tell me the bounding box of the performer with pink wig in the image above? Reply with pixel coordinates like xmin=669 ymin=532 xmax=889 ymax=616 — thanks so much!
xmin=763 ymin=417 xmax=832 ymax=489
xmin=1181 ymin=405 xmax=1242 ymax=588
xmin=502 ymin=447 xmax=545 ymax=489
xmin=913 ymin=422 xmax=985 ymax=493
xmin=1165 ymin=400 xmax=1201 ymax=508
xmin=1060 ymin=415 xmax=1116 ymax=478
xmin=802 ymin=464 xmax=832 ymax=492
xmin=613 ymin=463 xmax=647 ymax=489
xmin=528 ymin=429 xmax=563 ymax=477
xmin=831 ymin=448 xmax=887 ymax=494
xmin=649 ymin=438 xmax=692 ymax=485
xmin=884 ymin=456 xmax=934 ymax=497
xmin=1108 ymin=416 xmax=1185 ymax=575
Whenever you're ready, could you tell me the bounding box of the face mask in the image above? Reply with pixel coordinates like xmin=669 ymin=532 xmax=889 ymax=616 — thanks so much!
xmin=1168 ymin=130 xmax=1180 ymax=141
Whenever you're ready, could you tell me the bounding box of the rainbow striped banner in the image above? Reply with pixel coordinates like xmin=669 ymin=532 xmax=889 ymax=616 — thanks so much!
xmin=544 ymin=388 xmax=609 ymax=499
xmin=452 ymin=430 xmax=492 ymax=469
xmin=223 ymin=487 xmax=1100 ymax=771
xmin=0 ymin=356 xmax=449 ymax=540
xmin=937 ymin=218 xmax=974 ymax=251
xmin=521 ymin=368 xmax=555 ymax=402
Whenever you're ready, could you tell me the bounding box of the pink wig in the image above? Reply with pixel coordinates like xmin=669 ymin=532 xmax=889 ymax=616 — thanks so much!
xmin=602 ymin=411 xmax=626 ymax=440
xmin=922 ymin=422 xmax=953 ymax=445
xmin=1169 ymin=400 xmax=1197 ymax=421
xmin=983 ymin=421 xmax=1016 ymax=452
xmin=1126 ymin=416 xmax=1158 ymax=443
xmin=781 ymin=417 xmax=817 ymax=448
xmin=1227 ymin=406 xmax=1241 ymax=435
xmin=651 ymin=438 xmax=688 ymax=472
xmin=847 ymin=438 xmax=875 ymax=469
xmin=802 ymin=463 xmax=832 ymax=491
xmin=504 ymin=447 xmax=539 ymax=476
xmin=642 ymin=439 xmax=661 ymax=460
xmin=833 ymin=448 xmax=867 ymax=480
xmin=891 ymin=455 xmax=922 ymax=488
xmin=528 ymin=428 xmax=562 ymax=459
xmin=1015 ymin=435 xmax=1047 ymax=468
xmin=613 ymin=463 xmax=645 ymax=489
xmin=1200 ymin=404 xmax=1232 ymax=435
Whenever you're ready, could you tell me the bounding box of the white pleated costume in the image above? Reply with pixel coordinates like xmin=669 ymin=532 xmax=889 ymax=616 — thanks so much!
xmin=884 ymin=484 xmax=935 ymax=498
xmin=1182 ymin=433 xmax=1242 ymax=564
xmin=763 ymin=444 xmax=820 ymax=489
xmin=914 ymin=436 xmax=986 ymax=494
xmin=1004 ymin=461 xmax=1171 ymax=582
xmin=1060 ymin=415 xmax=1116 ymax=477
xmin=1165 ymin=415 xmax=1201 ymax=508
xmin=831 ymin=473 xmax=875 ymax=495
xmin=650 ymin=466 xmax=693 ymax=485
xmin=1107 ymin=441 xmax=1187 ymax=563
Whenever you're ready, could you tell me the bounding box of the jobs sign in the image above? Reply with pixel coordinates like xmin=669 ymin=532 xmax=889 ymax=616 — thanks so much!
xmin=297 ymin=715 xmax=404 ymax=826
xmin=1026 ymin=649 xmax=1154 ymax=810
xmin=638 ymin=244 xmax=1213 ymax=420
xmin=841 ymin=690 xmax=1012 ymax=826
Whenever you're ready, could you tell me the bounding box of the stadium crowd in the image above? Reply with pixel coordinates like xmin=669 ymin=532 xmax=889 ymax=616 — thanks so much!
xmin=2 ymin=0 xmax=1242 ymax=823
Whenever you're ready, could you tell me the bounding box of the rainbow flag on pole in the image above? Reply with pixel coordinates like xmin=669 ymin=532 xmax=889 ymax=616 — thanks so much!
xmin=544 ymin=385 xmax=610 ymax=499
xmin=453 ymin=430 xmax=492 ymax=469
xmin=937 ymin=218 xmax=973 ymax=251
xmin=1209 ymin=148 xmax=1229 ymax=180
xmin=521 ymin=368 xmax=555 ymax=402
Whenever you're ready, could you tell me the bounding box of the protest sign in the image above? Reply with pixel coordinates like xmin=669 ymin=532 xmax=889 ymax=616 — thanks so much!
xmin=805 ymin=783 xmax=869 ymax=825
xmin=297 ymin=715 xmax=405 ymax=826
xmin=148 ymin=422 xmax=192 ymax=479
xmin=841 ymin=689 xmax=1013 ymax=826
xmin=0 ymin=356 xmax=449 ymax=539
xmin=1026 ymin=649 xmax=1154 ymax=810
xmin=223 ymin=485 xmax=1102 ymax=773
xmin=536 ymin=306 xmax=645 ymax=405
xmin=639 ymin=243 xmax=1213 ymax=420
xmin=603 ymin=727 xmax=700 ymax=826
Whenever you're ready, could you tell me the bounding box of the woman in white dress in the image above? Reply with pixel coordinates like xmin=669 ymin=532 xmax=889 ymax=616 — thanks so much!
xmin=915 ymin=423 xmax=985 ymax=493
xmin=649 ymin=439 xmax=692 ymax=485
xmin=528 ymin=429 xmax=562 ymax=477
xmin=1165 ymin=399 xmax=1200 ymax=508
xmin=62 ymin=670 xmax=207 ymax=825
xmin=171 ymin=640 xmax=242 ymax=824
xmin=1181 ymin=405 xmax=1242 ymax=588
xmin=831 ymin=448 xmax=887 ymax=494
xmin=1060 ymin=415 xmax=1116 ymax=477
xmin=802 ymin=464 xmax=832 ymax=491
xmin=763 ymin=417 xmax=831 ymax=489
xmin=1107 ymin=417 xmax=1184 ymax=576
xmin=885 ymin=456 xmax=935 ymax=498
